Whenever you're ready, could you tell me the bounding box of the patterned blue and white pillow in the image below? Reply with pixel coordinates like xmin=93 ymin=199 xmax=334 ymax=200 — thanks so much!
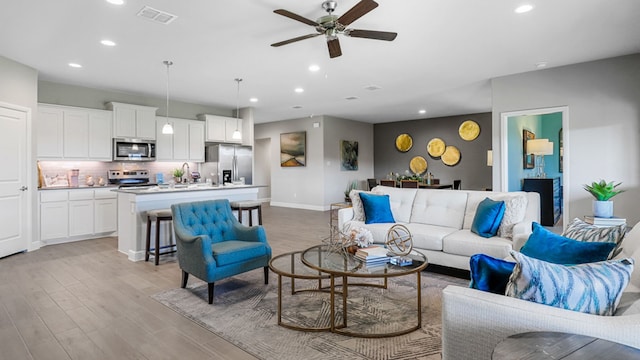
xmin=506 ymin=250 xmax=634 ymax=316
xmin=562 ymin=218 xmax=627 ymax=259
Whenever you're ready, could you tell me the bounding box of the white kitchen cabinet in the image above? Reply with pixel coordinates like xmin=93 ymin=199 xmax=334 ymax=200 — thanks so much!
xmin=39 ymin=188 xmax=117 ymax=244
xmin=40 ymin=191 xmax=69 ymax=241
xmin=156 ymin=117 xmax=204 ymax=162
xmin=107 ymin=102 xmax=157 ymax=140
xmin=37 ymin=104 xmax=112 ymax=160
xmin=200 ymin=114 xmax=242 ymax=144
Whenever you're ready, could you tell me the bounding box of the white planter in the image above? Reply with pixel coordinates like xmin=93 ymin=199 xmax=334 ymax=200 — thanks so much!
xmin=593 ymin=200 xmax=614 ymax=218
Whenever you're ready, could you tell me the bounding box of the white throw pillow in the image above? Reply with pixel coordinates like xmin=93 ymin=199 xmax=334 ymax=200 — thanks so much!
xmin=494 ymin=195 xmax=528 ymax=239
xmin=349 ymin=189 xmax=382 ymax=222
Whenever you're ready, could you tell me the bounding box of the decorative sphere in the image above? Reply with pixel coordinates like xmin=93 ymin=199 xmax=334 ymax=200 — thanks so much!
xmin=385 ymin=224 xmax=413 ymax=256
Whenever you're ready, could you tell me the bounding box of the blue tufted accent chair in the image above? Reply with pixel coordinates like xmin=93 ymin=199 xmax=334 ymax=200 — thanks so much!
xmin=171 ymin=199 xmax=272 ymax=304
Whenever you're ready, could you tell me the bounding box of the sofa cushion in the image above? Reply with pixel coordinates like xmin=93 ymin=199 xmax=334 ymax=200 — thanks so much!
xmin=211 ymin=240 xmax=270 ymax=267
xmin=372 ymin=186 xmax=417 ymax=223
xmin=562 ymin=217 xmax=627 ymax=259
xmin=410 ymin=189 xmax=468 ymax=229
xmin=359 ymin=192 xmax=395 ymax=224
xmin=521 ymin=222 xmax=616 ymax=265
xmin=471 ymin=198 xmax=506 ymax=238
xmin=506 ymin=250 xmax=634 ymax=316
xmin=462 ymin=191 xmax=528 ymax=240
xmin=469 ymin=253 xmax=516 ymax=294
xmin=443 ymin=229 xmax=513 ymax=259
xmin=406 ymin=223 xmax=459 ymax=251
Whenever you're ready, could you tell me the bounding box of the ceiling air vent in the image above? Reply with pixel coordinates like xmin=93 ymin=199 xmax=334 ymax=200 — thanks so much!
xmin=345 ymin=96 xmax=359 ymax=101
xmin=137 ymin=6 xmax=178 ymax=25
xmin=364 ymin=85 xmax=382 ymax=91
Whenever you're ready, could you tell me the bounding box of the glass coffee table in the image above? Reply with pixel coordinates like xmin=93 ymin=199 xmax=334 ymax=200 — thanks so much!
xmin=270 ymin=245 xmax=428 ymax=338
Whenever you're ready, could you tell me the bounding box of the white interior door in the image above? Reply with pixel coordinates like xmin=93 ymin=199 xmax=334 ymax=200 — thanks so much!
xmin=0 ymin=103 xmax=29 ymax=258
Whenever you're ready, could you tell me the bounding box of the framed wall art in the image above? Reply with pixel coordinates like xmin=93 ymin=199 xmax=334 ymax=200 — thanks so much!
xmin=523 ymin=129 xmax=535 ymax=169
xmin=340 ymin=140 xmax=358 ymax=171
xmin=280 ymin=131 xmax=306 ymax=167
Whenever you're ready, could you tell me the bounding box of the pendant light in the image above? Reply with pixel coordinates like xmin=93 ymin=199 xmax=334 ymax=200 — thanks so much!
xmin=162 ymin=60 xmax=174 ymax=135
xmin=232 ymin=78 xmax=242 ymax=140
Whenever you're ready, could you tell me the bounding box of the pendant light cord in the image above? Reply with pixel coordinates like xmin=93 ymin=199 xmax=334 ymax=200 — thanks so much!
xmin=235 ymin=78 xmax=242 ymax=128
xmin=165 ymin=61 xmax=173 ymax=123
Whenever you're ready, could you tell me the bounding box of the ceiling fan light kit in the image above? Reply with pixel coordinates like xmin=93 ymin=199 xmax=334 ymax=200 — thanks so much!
xmin=271 ymin=0 xmax=397 ymax=58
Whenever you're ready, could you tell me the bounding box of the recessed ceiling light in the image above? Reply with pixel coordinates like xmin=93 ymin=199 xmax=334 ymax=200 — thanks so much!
xmin=106 ymin=0 xmax=124 ymax=5
xmin=535 ymin=61 xmax=548 ymax=69
xmin=308 ymin=64 xmax=320 ymax=72
xmin=515 ymin=4 xmax=533 ymax=13
xmin=249 ymin=97 xmax=258 ymax=103
xmin=68 ymin=63 xmax=82 ymax=68
xmin=101 ymin=39 xmax=116 ymax=46
xmin=419 ymin=109 xmax=427 ymax=114
xmin=292 ymin=105 xmax=303 ymax=109
xmin=294 ymin=88 xmax=304 ymax=93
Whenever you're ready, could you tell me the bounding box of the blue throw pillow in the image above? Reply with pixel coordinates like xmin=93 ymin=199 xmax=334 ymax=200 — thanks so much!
xmin=471 ymin=198 xmax=506 ymax=238
xmin=469 ymin=254 xmax=516 ymax=294
xmin=521 ymin=222 xmax=616 ymax=265
xmin=359 ymin=192 xmax=395 ymax=224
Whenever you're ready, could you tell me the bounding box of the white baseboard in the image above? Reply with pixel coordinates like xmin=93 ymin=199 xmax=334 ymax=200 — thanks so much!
xmin=269 ymin=202 xmax=326 ymax=211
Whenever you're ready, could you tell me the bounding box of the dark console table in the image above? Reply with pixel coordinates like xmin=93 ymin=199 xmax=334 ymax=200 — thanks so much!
xmin=523 ymin=178 xmax=561 ymax=226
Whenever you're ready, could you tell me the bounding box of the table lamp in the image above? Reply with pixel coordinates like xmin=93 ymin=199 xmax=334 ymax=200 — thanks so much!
xmin=527 ymin=139 xmax=554 ymax=178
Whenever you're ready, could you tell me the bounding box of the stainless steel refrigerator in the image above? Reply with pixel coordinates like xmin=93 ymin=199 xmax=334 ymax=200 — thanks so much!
xmin=202 ymin=144 xmax=252 ymax=185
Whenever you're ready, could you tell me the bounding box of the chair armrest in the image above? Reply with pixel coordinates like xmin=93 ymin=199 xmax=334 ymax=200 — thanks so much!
xmin=233 ymin=223 xmax=268 ymax=244
xmin=442 ymin=285 xmax=640 ymax=360
xmin=512 ymin=221 xmax=533 ymax=250
xmin=338 ymin=207 xmax=354 ymax=229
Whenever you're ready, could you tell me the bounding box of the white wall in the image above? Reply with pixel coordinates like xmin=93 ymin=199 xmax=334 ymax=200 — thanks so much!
xmin=255 ymin=115 xmax=374 ymax=210
xmin=492 ymin=53 xmax=640 ymax=226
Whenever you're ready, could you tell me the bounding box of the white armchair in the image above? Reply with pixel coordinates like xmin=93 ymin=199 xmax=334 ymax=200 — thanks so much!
xmin=441 ymin=223 xmax=640 ymax=360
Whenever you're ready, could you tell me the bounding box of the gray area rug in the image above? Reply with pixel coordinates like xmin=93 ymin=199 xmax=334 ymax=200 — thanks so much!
xmin=152 ymin=269 xmax=468 ymax=360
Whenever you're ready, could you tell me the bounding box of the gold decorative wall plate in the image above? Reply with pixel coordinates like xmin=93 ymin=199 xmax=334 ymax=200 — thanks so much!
xmin=459 ymin=120 xmax=480 ymax=141
xmin=409 ymin=156 xmax=427 ymax=175
xmin=427 ymin=138 xmax=446 ymax=157
xmin=441 ymin=145 xmax=461 ymax=166
xmin=395 ymin=134 xmax=413 ymax=152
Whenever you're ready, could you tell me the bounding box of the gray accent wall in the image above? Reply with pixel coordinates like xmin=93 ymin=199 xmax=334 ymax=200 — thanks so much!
xmin=492 ymin=53 xmax=640 ymax=225
xmin=374 ymin=112 xmax=492 ymax=190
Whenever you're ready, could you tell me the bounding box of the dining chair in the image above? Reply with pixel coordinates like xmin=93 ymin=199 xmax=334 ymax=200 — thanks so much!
xmin=401 ymin=180 xmax=419 ymax=188
xmin=379 ymin=179 xmax=396 ymax=187
xmin=367 ymin=178 xmax=378 ymax=190
xmin=453 ymin=179 xmax=462 ymax=190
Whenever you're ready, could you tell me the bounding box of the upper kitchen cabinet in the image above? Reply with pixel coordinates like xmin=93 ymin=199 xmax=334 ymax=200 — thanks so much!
xmin=37 ymin=104 xmax=112 ymax=161
xmin=199 ymin=114 xmax=243 ymax=144
xmin=107 ymin=102 xmax=157 ymax=140
xmin=156 ymin=117 xmax=204 ymax=162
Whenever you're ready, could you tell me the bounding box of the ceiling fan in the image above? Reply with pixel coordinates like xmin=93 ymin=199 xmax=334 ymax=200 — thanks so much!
xmin=271 ymin=0 xmax=397 ymax=58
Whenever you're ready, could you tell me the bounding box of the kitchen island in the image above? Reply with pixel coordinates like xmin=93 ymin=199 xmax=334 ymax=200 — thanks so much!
xmin=115 ymin=184 xmax=262 ymax=261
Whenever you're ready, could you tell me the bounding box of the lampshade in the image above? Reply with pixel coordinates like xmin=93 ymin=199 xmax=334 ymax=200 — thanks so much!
xmin=527 ymin=139 xmax=553 ymax=155
xmin=162 ymin=60 xmax=174 ymax=135
xmin=233 ymin=78 xmax=242 ymax=141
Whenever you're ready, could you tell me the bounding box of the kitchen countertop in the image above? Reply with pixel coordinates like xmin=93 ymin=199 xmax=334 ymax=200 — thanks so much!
xmin=39 ymin=185 xmax=118 ymax=191
xmin=112 ymin=184 xmax=264 ymax=195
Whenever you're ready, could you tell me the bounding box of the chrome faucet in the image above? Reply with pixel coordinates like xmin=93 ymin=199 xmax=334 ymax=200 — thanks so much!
xmin=181 ymin=162 xmax=190 ymax=183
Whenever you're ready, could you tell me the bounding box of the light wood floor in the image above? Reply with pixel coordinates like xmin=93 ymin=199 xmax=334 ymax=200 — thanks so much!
xmin=0 ymin=204 xmax=333 ymax=360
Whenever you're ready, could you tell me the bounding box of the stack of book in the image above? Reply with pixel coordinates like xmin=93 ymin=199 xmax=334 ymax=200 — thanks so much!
xmin=584 ymin=216 xmax=626 ymax=226
xmin=355 ymin=245 xmax=391 ymax=265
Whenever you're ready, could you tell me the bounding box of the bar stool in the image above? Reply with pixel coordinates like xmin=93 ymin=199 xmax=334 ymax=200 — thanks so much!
xmin=145 ymin=208 xmax=176 ymax=265
xmin=229 ymin=201 xmax=263 ymax=226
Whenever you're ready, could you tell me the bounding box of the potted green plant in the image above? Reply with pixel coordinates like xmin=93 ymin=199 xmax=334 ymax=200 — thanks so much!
xmin=344 ymin=180 xmax=358 ymax=202
xmin=172 ymin=168 xmax=185 ymax=183
xmin=583 ymin=179 xmax=624 ymax=218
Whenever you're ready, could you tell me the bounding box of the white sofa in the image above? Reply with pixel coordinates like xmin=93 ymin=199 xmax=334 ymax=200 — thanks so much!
xmin=338 ymin=186 xmax=540 ymax=271
xmin=441 ymin=223 xmax=640 ymax=360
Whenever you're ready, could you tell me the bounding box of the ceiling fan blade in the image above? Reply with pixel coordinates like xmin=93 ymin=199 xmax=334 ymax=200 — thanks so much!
xmin=327 ymin=38 xmax=342 ymax=58
xmin=337 ymin=0 xmax=378 ymax=26
xmin=273 ymin=9 xmax=319 ymax=27
xmin=346 ymin=29 xmax=397 ymax=41
xmin=271 ymin=33 xmax=321 ymax=47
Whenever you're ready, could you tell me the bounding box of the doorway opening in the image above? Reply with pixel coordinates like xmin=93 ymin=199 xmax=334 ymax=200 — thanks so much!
xmin=500 ymin=106 xmax=569 ymax=230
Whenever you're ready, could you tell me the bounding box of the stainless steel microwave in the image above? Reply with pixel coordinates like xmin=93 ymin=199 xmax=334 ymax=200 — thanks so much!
xmin=113 ymin=138 xmax=156 ymax=161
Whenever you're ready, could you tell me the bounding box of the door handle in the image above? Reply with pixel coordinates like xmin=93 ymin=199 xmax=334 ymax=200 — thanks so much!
xmin=19 ymin=186 xmax=28 ymax=191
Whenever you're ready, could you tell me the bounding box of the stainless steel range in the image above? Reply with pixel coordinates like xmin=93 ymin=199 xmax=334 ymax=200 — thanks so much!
xmin=108 ymin=169 xmax=152 ymax=188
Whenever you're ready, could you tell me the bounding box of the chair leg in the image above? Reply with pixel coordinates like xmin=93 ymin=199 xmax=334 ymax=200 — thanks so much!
xmin=145 ymin=216 xmax=152 ymax=262
xmin=181 ymin=270 xmax=189 ymax=288
xmin=208 ymin=283 xmax=214 ymax=304
xmin=264 ymin=266 xmax=269 ymax=285
xmin=155 ymin=217 xmax=161 ymax=265
xmin=237 ymin=208 xmax=243 ymax=225
xmin=257 ymin=206 xmax=263 ymax=225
